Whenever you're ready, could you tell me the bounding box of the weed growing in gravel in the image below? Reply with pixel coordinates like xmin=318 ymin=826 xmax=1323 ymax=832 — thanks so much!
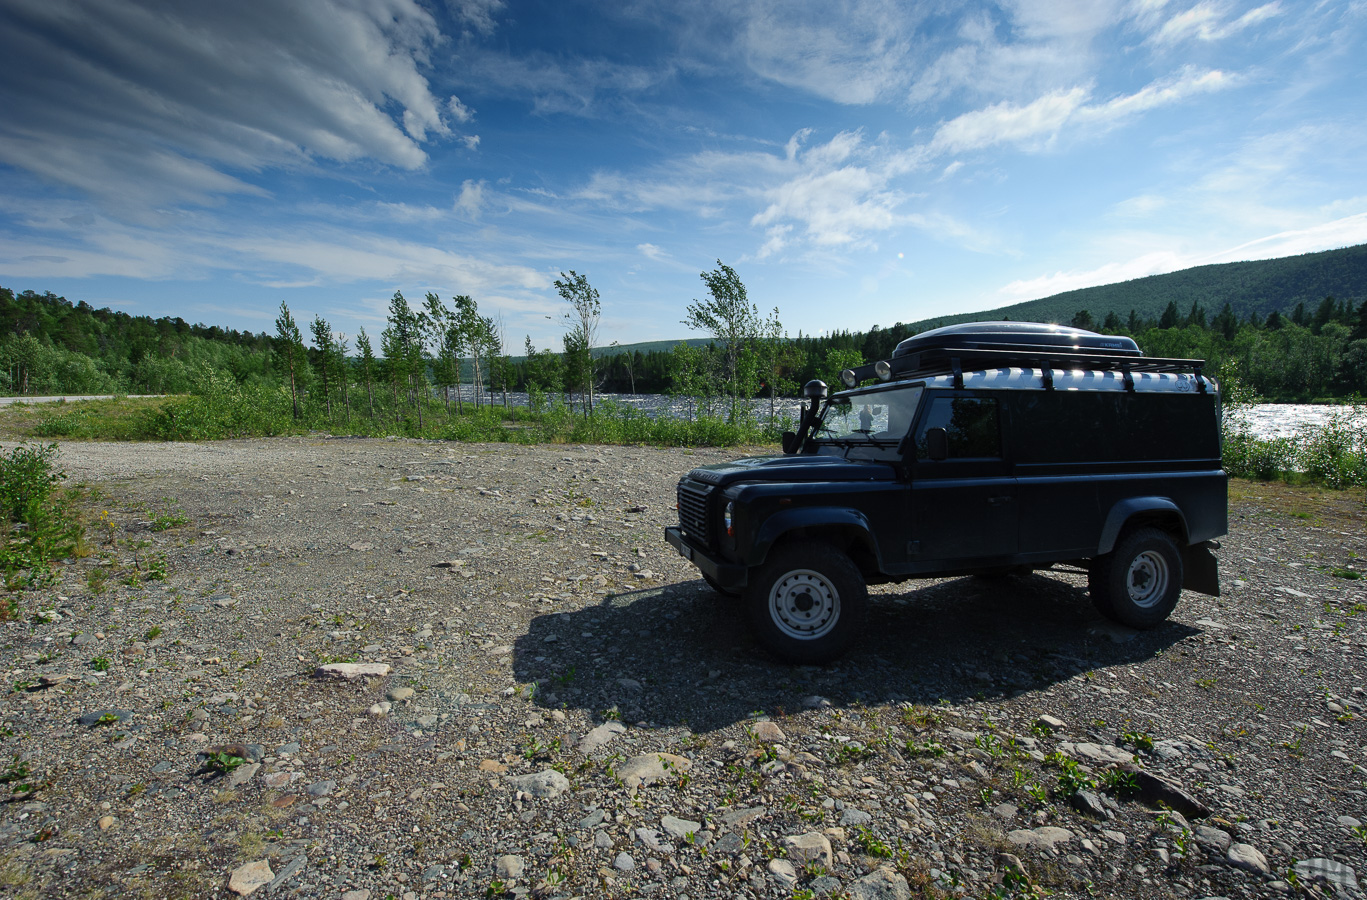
xmin=0 ymin=442 xmax=85 ymax=593
xmin=149 ymin=498 xmax=188 ymax=531
xmin=904 ymin=738 xmax=946 ymax=758
xmin=1121 ymin=729 xmax=1154 ymax=752
xmin=852 ymin=826 xmax=892 ymax=858
xmin=201 ymin=751 xmax=246 ymax=775
xmin=89 ymin=656 xmax=110 ymax=672
xmin=1101 ymin=768 xmax=1140 ymax=798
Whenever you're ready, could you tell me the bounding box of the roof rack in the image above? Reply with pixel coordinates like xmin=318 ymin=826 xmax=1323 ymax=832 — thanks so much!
xmin=840 ymin=322 xmax=1209 ymax=392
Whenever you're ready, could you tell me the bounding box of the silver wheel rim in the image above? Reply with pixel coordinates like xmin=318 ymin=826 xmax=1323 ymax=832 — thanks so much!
xmin=768 ymin=568 xmax=840 ymax=640
xmin=1125 ymin=550 xmax=1169 ymax=608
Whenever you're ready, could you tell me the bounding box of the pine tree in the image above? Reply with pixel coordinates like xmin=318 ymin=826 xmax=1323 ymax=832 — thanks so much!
xmin=355 ymin=328 xmax=376 ymax=419
xmin=274 ymin=302 xmax=304 ymax=419
xmin=1159 ymin=301 xmax=1180 ymax=330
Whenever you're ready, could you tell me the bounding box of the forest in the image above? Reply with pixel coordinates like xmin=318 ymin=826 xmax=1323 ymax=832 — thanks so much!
xmin=4 ymin=243 xmax=1367 ymax=409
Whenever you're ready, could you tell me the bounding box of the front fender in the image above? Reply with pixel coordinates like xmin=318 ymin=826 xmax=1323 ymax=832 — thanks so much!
xmin=750 ymin=507 xmax=881 ymax=569
xmin=1097 ymin=497 xmax=1188 ymax=554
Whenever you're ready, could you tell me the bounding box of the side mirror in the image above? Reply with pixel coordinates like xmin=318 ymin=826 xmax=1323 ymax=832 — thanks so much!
xmin=926 ymin=427 xmax=949 ymax=461
xmin=780 ymin=431 xmax=798 ymax=454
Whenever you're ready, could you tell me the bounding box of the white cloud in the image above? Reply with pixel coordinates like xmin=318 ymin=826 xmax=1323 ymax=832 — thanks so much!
xmin=930 ymin=67 xmax=1231 ymax=154
xmin=730 ymin=0 xmax=922 ymax=104
xmin=1151 ymin=0 xmax=1282 ymax=44
xmin=456 ymin=180 xmax=486 ymax=218
xmin=931 ymin=88 xmax=1088 ymax=154
xmin=1203 ymin=213 xmax=1367 ymax=263
xmin=448 ymin=96 xmax=476 ymax=123
xmin=1110 ymin=194 xmax=1169 ymax=217
xmin=637 ymin=243 xmax=668 ymax=260
xmin=0 ymin=0 xmax=457 ymax=212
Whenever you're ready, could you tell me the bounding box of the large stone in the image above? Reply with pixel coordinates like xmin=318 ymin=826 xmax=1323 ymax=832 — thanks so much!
xmin=720 ymin=806 xmax=766 ymax=828
xmin=495 ymin=855 xmax=524 ymax=880
xmin=1069 ymin=790 xmax=1107 ymax=818
xmin=313 ymin=663 xmax=391 ymax=680
xmin=577 ymin=721 xmax=627 ymax=754
xmin=1225 ymin=843 xmax=1269 ymax=875
xmin=268 ymin=855 xmax=307 ymax=892
xmin=228 ymin=860 xmax=273 ymax=896
xmin=507 ymin=769 xmax=570 ymax=799
xmin=1122 ymin=765 xmax=1210 ymax=819
xmin=782 ymin=832 xmax=833 ymax=868
xmin=840 ymin=808 xmax=873 ymax=827
xmin=614 ymin=752 xmax=691 ymax=788
xmin=1007 ymin=826 xmax=1074 ymax=855
xmin=1193 ymin=825 xmax=1232 ymax=854
xmin=661 ymin=815 xmax=702 ymax=840
xmin=752 ymin=721 xmax=786 ymax=742
xmin=1293 ymin=858 xmax=1359 ymax=893
xmin=767 ymin=858 xmax=797 ymax=886
xmin=1058 ymin=741 xmax=1134 ymax=764
xmin=224 ymin=762 xmax=260 ymax=788
xmin=1034 ymin=715 xmax=1066 ymax=734
xmin=846 ymin=866 xmax=912 ymax=900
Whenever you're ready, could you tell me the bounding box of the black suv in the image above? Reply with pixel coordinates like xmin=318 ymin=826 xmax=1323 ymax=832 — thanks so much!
xmin=664 ymin=322 xmax=1227 ymax=663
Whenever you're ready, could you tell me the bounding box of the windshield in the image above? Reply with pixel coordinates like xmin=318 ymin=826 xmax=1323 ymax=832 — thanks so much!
xmin=815 ymin=384 xmax=924 ymax=444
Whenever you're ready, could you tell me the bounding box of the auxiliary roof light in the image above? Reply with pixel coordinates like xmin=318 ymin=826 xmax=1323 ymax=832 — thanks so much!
xmin=874 ymin=360 xmax=892 ymax=381
xmin=839 ymin=369 xmax=858 ymax=388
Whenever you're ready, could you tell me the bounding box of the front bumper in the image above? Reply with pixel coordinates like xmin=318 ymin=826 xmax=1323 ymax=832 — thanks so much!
xmin=664 ymin=526 xmax=748 ymax=591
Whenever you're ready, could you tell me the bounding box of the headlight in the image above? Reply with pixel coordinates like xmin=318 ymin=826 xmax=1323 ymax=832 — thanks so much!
xmin=724 ymin=501 xmax=734 ymax=538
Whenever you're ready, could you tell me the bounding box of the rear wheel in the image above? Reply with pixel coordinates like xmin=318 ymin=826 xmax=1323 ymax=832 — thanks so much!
xmin=745 ymin=541 xmax=867 ymax=664
xmin=1089 ymin=527 xmax=1183 ymax=628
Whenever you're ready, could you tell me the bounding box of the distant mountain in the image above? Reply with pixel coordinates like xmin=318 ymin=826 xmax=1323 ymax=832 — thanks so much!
xmin=898 ymin=243 xmax=1367 ymax=333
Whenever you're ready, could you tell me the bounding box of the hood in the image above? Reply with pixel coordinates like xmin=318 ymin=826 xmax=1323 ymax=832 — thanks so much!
xmin=685 ymin=454 xmax=896 ymax=487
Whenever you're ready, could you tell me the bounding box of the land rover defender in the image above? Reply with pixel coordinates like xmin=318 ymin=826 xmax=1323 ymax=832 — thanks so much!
xmin=664 ymin=322 xmax=1228 ymax=664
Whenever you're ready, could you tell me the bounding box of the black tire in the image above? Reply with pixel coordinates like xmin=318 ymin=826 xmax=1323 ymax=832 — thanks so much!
xmin=744 ymin=541 xmax=867 ymax=664
xmin=703 ymin=574 xmax=739 ymax=597
xmin=1088 ymin=527 xmax=1183 ymax=628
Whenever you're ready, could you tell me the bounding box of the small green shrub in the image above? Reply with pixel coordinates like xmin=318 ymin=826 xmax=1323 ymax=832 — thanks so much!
xmin=0 ymin=443 xmax=84 ymax=590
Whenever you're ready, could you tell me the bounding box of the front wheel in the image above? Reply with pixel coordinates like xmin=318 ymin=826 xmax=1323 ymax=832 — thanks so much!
xmin=1089 ymin=527 xmax=1183 ymax=628
xmin=745 ymin=541 xmax=867 ymax=664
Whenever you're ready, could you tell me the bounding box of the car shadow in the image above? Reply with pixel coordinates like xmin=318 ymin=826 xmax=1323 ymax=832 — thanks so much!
xmin=511 ymin=572 xmax=1198 ymax=734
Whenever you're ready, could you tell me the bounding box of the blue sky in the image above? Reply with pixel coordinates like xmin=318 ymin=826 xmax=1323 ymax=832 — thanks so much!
xmin=1 ymin=0 xmax=1364 ymax=351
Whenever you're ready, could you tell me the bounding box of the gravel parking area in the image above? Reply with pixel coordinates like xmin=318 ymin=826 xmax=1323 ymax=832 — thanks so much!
xmin=1 ymin=436 xmax=1364 ymax=899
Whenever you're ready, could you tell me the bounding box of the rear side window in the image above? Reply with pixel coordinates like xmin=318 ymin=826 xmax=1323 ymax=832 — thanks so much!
xmin=915 ymin=395 xmax=1001 ymax=458
xmin=1011 ymin=391 xmax=1219 ymax=463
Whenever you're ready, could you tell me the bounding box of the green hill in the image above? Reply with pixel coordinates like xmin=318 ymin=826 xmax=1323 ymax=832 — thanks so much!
xmin=902 ymin=243 xmax=1367 ymax=332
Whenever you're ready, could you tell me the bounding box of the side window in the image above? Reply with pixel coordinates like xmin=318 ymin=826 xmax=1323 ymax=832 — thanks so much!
xmin=915 ymin=395 xmax=1001 ymax=459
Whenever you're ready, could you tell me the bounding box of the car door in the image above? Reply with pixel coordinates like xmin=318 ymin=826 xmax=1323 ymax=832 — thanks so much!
xmin=907 ymin=391 xmax=1019 ymax=565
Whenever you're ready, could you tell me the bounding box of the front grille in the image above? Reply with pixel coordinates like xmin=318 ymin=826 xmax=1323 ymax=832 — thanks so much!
xmin=677 ymin=479 xmax=711 ymax=545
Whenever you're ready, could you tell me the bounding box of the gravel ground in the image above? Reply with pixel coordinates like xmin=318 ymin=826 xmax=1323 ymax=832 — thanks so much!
xmin=1 ymin=435 xmax=1365 ymax=900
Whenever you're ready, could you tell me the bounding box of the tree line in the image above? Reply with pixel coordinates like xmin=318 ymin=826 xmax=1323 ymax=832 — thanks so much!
xmin=3 ymin=273 xmax=1365 ymax=415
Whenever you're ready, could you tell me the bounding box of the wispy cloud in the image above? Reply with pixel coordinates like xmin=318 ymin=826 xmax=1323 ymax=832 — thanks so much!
xmin=929 ymin=67 xmax=1232 ymax=154
xmin=0 ymin=0 xmax=461 ymax=212
xmin=1150 ymin=1 xmax=1282 ymax=45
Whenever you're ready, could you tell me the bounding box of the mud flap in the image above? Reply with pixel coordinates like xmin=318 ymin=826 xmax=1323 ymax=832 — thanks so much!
xmin=1182 ymin=541 xmax=1220 ymax=596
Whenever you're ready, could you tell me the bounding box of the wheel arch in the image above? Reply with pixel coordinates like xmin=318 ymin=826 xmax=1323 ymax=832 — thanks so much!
xmin=751 ymin=507 xmax=883 ymax=577
xmin=1096 ymin=498 xmax=1188 ymax=555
